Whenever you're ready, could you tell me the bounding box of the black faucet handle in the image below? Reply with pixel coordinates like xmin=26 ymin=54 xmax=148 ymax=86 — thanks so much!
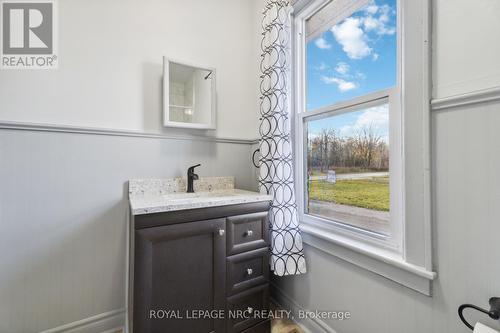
xmin=188 ymin=164 xmax=201 ymax=173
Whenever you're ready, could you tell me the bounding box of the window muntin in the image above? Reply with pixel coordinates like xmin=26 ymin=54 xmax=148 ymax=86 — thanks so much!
xmin=305 ymin=102 xmax=390 ymax=236
xmin=306 ymin=0 xmax=397 ymax=110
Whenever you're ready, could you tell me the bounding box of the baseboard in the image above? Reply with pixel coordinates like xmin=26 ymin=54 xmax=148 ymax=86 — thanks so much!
xmin=100 ymin=327 xmax=124 ymax=333
xmin=270 ymin=283 xmax=338 ymax=333
xmin=39 ymin=308 xmax=126 ymax=333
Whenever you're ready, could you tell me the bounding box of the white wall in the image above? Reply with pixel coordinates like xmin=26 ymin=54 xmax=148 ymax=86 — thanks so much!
xmin=273 ymin=1 xmax=500 ymax=332
xmin=0 ymin=0 xmax=260 ymax=140
xmin=0 ymin=0 xmax=263 ymax=332
xmin=433 ymin=0 xmax=500 ymax=98
xmin=252 ymin=0 xmax=269 ymax=140
xmin=4 ymin=0 xmax=500 ymax=332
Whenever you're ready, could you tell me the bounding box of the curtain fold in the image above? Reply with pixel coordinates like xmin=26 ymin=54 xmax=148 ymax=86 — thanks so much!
xmin=259 ymin=0 xmax=307 ymax=276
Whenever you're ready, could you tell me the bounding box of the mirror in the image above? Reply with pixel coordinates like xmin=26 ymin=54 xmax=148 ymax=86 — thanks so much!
xmin=163 ymin=58 xmax=216 ymax=129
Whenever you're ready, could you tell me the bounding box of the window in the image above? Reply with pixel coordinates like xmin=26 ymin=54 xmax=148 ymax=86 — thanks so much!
xmin=294 ymin=0 xmax=435 ymax=294
xmin=299 ymin=0 xmax=402 ymax=246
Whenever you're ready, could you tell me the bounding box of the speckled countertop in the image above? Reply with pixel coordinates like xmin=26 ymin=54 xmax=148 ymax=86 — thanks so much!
xmin=128 ymin=177 xmax=272 ymax=215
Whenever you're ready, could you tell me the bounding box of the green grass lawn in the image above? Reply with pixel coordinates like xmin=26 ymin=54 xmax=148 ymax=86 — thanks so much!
xmin=310 ymin=168 xmax=387 ymax=176
xmin=308 ymin=177 xmax=389 ymax=212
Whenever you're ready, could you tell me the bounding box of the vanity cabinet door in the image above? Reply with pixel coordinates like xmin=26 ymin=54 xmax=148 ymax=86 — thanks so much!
xmin=133 ymin=218 xmax=226 ymax=333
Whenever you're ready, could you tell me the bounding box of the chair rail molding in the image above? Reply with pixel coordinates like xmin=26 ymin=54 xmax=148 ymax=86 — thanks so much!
xmin=0 ymin=120 xmax=259 ymax=145
xmin=431 ymin=86 xmax=500 ymax=111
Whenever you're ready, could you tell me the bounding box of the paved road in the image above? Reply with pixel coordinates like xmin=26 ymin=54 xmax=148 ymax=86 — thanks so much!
xmin=309 ymin=171 xmax=389 ymax=181
xmin=308 ymin=200 xmax=390 ymax=235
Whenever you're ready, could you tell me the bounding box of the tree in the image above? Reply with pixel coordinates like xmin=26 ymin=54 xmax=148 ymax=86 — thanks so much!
xmin=308 ymin=122 xmax=389 ymax=172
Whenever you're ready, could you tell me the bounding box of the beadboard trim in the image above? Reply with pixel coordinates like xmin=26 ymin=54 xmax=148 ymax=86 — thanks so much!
xmin=39 ymin=308 xmax=126 ymax=333
xmin=431 ymin=86 xmax=500 ymax=111
xmin=0 ymin=120 xmax=260 ymax=145
xmin=271 ymin=283 xmax=338 ymax=333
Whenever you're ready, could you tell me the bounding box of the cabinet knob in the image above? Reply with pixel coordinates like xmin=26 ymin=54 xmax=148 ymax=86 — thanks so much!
xmin=245 ymin=230 xmax=254 ymax=237
xmin=247 ymin=307 xmax=254 ymax=314
xmin=218 ymin=229 xmax=225 ymax=236
xmin=246 ymin=268 xmax=253 ymax=276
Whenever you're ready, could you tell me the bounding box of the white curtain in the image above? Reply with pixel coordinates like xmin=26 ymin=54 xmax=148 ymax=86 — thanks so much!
xmin=259 ymin=0 xmax=307 ymax=276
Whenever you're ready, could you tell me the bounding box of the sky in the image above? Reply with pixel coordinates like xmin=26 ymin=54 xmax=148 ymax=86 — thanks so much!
xmin=308 ymin=104 xmax=389 ymax=143
xmin=306 ymin=0 xmax=396 ymax=141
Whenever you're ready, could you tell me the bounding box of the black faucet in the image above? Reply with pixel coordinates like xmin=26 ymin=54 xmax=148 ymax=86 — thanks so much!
xmin=187 ymin=164 xmax=200 ymax=193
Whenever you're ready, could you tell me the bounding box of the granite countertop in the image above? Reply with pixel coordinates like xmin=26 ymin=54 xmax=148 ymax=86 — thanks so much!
xmin=128 ymin=177 xmax=272 ymax=215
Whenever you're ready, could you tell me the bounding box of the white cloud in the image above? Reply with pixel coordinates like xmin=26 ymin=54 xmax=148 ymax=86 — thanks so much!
xmin=339 ymin=124 xmax=354 ymax=138
xmin=355 ymin=71 xmax=366 ymax=80
xmin=364 ymin=4 xmax=379 ymax=15
xmin=328 ymin=1 xmax=395 ymax=59
xmin=321 ymin=75 xmax=358 ymax=92
xmin=335 ymin=62 xmax=350 ymax=75
xmin=372 ymin=53 xmax=379 ymax=61
xmin=379 ymin=4 xmax=393 ymax=18
xmin=362 ymin=3 xmax=396 ymax=36
xmin=314 ymin=37 xmax=332 ymax=50
xmin=331 ymin=17 xmax=372 ymax=59
xmin=339 ymin=105 xmax=389 ymax=142
xmin=356 ymin=105 xmax=389 ymax=129
xmin=338 ymin=80 xmax=357 ymax=92
xmin=363 ymin=16 xmax=379 ymax=31
xmin=316 ymin=62 xmax=329 ymax=71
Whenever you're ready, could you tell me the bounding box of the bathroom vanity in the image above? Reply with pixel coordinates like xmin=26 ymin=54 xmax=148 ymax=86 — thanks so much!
xmin=127 ymin=177 xmax=273 ymax=333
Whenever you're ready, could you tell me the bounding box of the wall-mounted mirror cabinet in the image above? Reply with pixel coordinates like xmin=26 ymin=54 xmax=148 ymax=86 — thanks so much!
xmin=163 ymin=58 xmax=216 ymax=129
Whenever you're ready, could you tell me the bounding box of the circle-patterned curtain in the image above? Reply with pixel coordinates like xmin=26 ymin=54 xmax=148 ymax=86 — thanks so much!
xmin=259 ymin=0 xmax=307 ymax=276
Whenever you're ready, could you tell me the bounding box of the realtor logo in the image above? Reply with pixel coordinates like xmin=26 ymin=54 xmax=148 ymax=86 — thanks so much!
xmin=1 ymin=0 xmax=57 ymax=69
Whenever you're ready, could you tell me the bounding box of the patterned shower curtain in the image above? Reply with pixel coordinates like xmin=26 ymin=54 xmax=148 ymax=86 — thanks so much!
xmin=259 ymin=0 xmax=307 ymax=276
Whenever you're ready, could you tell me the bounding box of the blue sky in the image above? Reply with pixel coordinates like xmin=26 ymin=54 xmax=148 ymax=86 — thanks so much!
xmin=308 ymin=104 xmax=389 ymax=143
xmin=306 ymin=0 xmax=396 ymax=141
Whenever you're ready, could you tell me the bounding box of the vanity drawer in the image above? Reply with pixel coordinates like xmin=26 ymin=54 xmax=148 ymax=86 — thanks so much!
xmin=227 ymin=247 xmax=269 ymax=295
xmin=227 ymin=212 xmax=269 ymax=255
xmin=227 ymin=285 xmax=270 ymax=333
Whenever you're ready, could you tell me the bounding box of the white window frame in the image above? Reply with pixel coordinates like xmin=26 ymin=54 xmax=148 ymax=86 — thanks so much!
xmin=293 ymin=0 xmax=436 ymax=295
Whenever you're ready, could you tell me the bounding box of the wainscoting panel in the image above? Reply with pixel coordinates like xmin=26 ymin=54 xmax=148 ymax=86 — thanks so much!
xmin=0 ymin=128 xmax=255 ymax=333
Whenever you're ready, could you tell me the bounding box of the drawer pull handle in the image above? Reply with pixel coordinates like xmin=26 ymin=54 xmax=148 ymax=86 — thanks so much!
xmin=245 ymin=230 xmax=254 ymax=237
xmin=246 ymin=268 xmax=253 ymax=276
xmin=218 ymin=229 xmax=225 ymax=236
xmin=247 ymin=307 xmax=254 ymax=314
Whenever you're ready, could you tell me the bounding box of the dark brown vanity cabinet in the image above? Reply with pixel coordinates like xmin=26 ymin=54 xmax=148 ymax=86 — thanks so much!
xmin=129 ymin=202 xmax=271 ymax=333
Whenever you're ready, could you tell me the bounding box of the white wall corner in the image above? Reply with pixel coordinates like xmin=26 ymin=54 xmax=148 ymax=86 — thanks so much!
xmin=271 ymin=283 xmax=339 ymax=333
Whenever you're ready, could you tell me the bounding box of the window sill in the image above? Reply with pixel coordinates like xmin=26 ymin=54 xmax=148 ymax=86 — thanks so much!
xmin=300 ymin=222 xmax=437 ymax=296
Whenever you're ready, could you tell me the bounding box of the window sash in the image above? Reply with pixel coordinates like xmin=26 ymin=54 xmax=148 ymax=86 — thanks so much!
xmin=296 ymin=90 xmax=403 ymax=251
